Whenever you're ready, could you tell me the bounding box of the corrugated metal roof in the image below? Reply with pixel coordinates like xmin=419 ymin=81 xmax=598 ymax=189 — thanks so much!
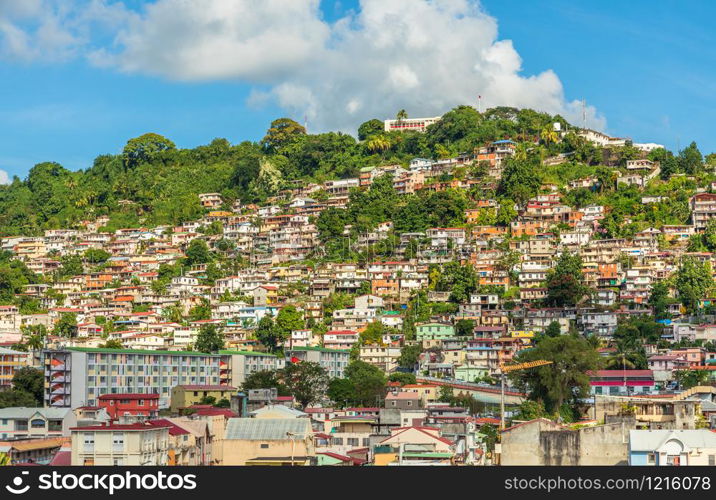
xmin=225 ymin=418 xmax=311 ymax=441
xmin=629 ymin=429 xmax=716 ymax=451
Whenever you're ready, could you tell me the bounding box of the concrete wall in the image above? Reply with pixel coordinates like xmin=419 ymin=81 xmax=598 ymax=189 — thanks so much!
xmin=501 ymin=419 xmax=629 ymax=465
xmin=222 ymin=438 xmax=313 ymax=465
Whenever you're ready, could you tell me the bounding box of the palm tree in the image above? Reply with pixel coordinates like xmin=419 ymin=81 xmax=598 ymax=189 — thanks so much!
xmin=514 ymin=143 xmax=529 ymax=162
xmin=540 ymin=125 xmax=559 ymax=146
xmin=25 ymin=334 xmax=44 ymax=352
xmin=366 ymin=135 xmax=391 ymax=156
xmin=605 ymin=354 xmax=636 ymax=370
xmin=396 ymin=109 xmax=408 ymax=123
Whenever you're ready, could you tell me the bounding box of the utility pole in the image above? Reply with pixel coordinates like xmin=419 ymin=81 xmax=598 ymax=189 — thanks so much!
xmin=500 ymin=372 xmax=506 ymax=430
xmin=582 ymin=99 xmax=587 ymax=129
xmin=499 ymin=360 xmax=554 ymax=430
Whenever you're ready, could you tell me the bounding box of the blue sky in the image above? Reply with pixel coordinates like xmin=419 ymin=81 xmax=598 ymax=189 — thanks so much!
xmin=0 ymin=0 xmax=714 ymax=180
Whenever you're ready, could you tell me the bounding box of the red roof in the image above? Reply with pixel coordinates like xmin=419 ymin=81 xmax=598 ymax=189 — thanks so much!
xmin=588 ymin=370 xmax=654 ymax=377
xmin=98 ymin=393 xmax=159 ymax=401
xmin=148 ymin=419 xmax=189 ymax=436
xmin=49 ymin=450 xmax=71 ymax=466
xmin=176 ymin=385 xmax=236 ymax=391
xmin=71 ymin=423 xmax=171 ymax=431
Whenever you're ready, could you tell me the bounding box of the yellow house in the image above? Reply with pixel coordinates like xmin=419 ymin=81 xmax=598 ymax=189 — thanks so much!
xmin=223 ymin=418 xmax=314 ymax=465
xmin=170 ymin=385 xmax=236 ymax=413
xmin=399 ymin=384 xmax=439 ymax=405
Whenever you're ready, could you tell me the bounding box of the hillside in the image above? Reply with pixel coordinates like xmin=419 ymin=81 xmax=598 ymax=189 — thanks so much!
xmin=1 ymin=105 xmax=713 ymax=243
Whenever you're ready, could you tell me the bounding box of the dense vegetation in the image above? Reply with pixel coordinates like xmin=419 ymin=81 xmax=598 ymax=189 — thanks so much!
xmin=11 ymin=106 xmax=713 ymax=236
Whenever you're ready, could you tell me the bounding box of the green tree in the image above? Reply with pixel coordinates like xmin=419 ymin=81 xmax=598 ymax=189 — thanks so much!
xmin=59 ymin=255 xmax=83 ymax=278
xmin=398 ymin=344 xmax=423 ymax=369
xmin=185 ymin=239 xmax=212 ymax=265
xmin=54 ymin=312 xmax=77 ymax=337
xmin=543 ymin=321 xmax=561 ymax=339
xmin=327 ymin=360 xmax=386 ymax=407
xmin=544 ymin=252 xmax=588 ymax=307
xmin=703 ymin=219 xmax=716 ymax=251
xmin=648 ymin=281 xmax=670 ymax=320
xmin=83 ymin=248 xmax=111 ymax=264
xmin=0 ymin=390 xmax=37 ymax=409
xmin=677 ymin=141 xmax=703 ymax=174
xmin=100 ymin=339 xmax=124 ymax=349
xmin=273 ymin=306 xmax=304 ymax=343
xmin=122 ymin=133 xmax=176 ymax=169
xmin=12 ymin=367 xmax=44 ymax=405
xmin=365 ymin=135 xmax=391 ymax=156
xmin=495 ymin=199 xmax=518 ymax=226
xmin=194 ymin=324 xmax=225 ymax=353
xmin=357 ymin=119 xmax=384 ymax=141
xmin=388 ymin=372 xmax=417 ymax=385
xmin=326 ymin=378 xmax=354 ymax=409
xmin=455 ymin=319 xmax=476 ymax=337
xmin=188 ymin=300 xmax=211 ymax=321
xmin=360 ymin=321 xmax=385 ymax=345
xmin=675 ymin=257 xmax=714 ymax=313
xmin=509 ymin=334 xmax=602 ymax=414
xmin=241 ymin=370 xmax=289 ymax=395
xmin=513 ymin=400 xmax=547 ymax=421
xmin=261 ymin=118 xmax=306 ymax=152
xmin=198 ymin=395 xmax=217 ymax=406
xmin=281 ymin=361 xmax=329 ymax=408
xmin=436 ymin=261 xmax=478 ymax=304
xmin=498 ymin=157 xmax=541 ymax=206
xmin=255 ymin=315 xmax=281 ymax=353
xmin=674 ymin=369 xmax=710 ymax=390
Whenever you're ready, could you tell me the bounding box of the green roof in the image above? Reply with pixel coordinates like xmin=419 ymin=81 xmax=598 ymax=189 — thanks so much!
xmin=66 ymin=347 xmax=220 ymax=356
xmin=218 ymin=350 xmax=277 ymax=357
xmin=287 ymin=346 xmax=350 ymax=354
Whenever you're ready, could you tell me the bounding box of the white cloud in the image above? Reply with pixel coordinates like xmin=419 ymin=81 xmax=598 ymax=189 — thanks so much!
xmin=1 ymin=0 xmax=606 ymax=132
xmin=0 ymin=169 xmax=9 ymax=185
xmin=0 ymin=0 xmax=133 ymax=62
xmin=96 ymin=0 xmax=330 ymax=83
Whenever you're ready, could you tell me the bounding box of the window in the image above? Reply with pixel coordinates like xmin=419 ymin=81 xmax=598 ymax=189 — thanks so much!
xmin=647 ymin=453 xmax=656 ymax=464
xmin=84 ymin=433 xmax=95 ymax=452
xmin=15 ymin=420 xmax=28 ymax=431
xmin=347 ymin=438 xmax=359 ymax=447
xmin=30 ymin=419 xmax=45 ymax=429
xmin=113 ymin=433 xmax=124 ymax=451
xmin=260 ymin=443 xmax=269 ymax=449
xmin=113 ymin=458 xmax=124 ymax=466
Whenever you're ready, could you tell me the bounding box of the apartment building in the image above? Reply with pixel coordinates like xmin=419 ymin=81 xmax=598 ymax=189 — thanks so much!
xmin=0 ymin=348 xmax=29 ymax=387
xmin=44 ymin=348 xmax=230 ymax=409
xmin=285 ymin=347 xmax=350 ymax=378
